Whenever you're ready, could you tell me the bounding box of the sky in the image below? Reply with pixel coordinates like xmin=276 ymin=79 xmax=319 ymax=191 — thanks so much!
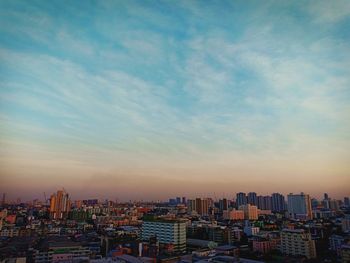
xmin=0 ymin=0 xmax=349 ymax=201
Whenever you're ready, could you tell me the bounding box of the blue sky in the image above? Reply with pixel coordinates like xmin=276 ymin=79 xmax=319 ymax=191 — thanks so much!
xmin=0 ymin=0 xmax=349 ymax=200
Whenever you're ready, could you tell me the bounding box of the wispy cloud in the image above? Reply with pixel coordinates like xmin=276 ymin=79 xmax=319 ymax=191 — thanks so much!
xmin=0 ymin=0 xmax=349 ymax=199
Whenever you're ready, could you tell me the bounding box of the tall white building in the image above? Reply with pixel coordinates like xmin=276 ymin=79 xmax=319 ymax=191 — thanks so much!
xmin=280 ymin=229 xmax=316 ymax=259
xmin=142 ymin=218 xmax=187 ymax=253
xmin=287 ymin=193 xmax=313 ymax=220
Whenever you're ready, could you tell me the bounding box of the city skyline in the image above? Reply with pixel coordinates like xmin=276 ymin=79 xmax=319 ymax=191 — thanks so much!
xmin=1 ymin=1 xmax=350 ymax=200
xmin=0 ymin=189 xmax=348 ymax=204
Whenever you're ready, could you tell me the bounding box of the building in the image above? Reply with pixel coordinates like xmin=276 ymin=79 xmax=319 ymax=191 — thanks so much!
xmin=257 ymin=196 xmax=264 ymax=210
xmin=219 ymin=199 xmax=228 ymax=212
xmin=247 ymin=192 xmax=257 ymax=206
xmin=194 ymin=198 xmax=210 ymax=216
xmin=329 ymin=199 xmax=341 ymax=211
xmin=236 ymin=193 xmax=247 ymax=207
xmin=271 ymin=193 xmax=285 ymax=213
xmin=287 ymin=193 xmax=313 ymax=220
xmin=344 ymin=197 xmax=350 ymax=207
xmin=280 ymin=229 xmax=316 ymax=259
xmin=33 ymin=236 xmax=90 ymax=263
xmin=207 ymin=226 xmax=232 ymax=245
xmin=223 ymin=209 xmax=244 ymax=220
xmin=187 ymin=199 xmax=196 ymax=214
xmin=0 ymin=227 xmax=20 ymax=237
xmin=141 ymin=217 xmax=186 ymax=253
xmin=313 ymin=209 xmax=336 ymax=219
xmin=329 ymin=235 xmax=346 ymax=255
xmin=239 ymin=204 xmax=258 ymax=220
xmin=342 ymin=215 xmax=350 ymax=232
xmin=341 ymin=245 xmax=350 ymax=263
xmin=253 ymin=237 xmax=279 ymax=254
xmin=49 ymin=189 xmax=71 ymax=219
xmin=257 ymin=196 xmax=272 ymax=210
xmin=244 ymin=225 xmax=259 ymax=236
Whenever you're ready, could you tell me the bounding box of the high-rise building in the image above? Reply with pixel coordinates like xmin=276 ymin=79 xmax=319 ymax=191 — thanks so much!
xmin=271 ymin=193 xmax=286 ymax=212
xmin=287 ymin=193 xmax=313 ymax=220
xmin=169 ymin=198 xmax=176 ymax=205
xmin=257 ymin=195 xmax=272 ymax=210
xmin=344 ymin=197 xmax=350 ymax=207
xmin=219 ymin=198 xmax=228 ymax=212
xmin=342 ymin=214 xmax=350 ymax=232
xmin=49 ymin=189 xmax=71 ymax=219
xmin=329 ymin=199 xmax=340 ymax=211
xmin=322 ymin=193 xmax=330 ymax=209
xmin=257 ymin=196 xmax=264 ymax=210
xmin=201 ymin=198 xmax=210 ymax=216
xmin=193 ymin=198 xmax=210 ymax=216
xmin=263 ymin=196 xmax=272 ymax=210
xmin=280 ymin=229 xmax=316 ymax=259
xmin=187 ymin=199 xmax=196 ymax=213
xmin=248 ymin=192 xmax=257 ymax=206
xmin=236 ymin=192 xmax=247 ymax=208
xmin=322 ymin=199 xmax=330 ymax=209
xmin=239 ymin=204 xmax=258 ymax=220
xmin=142 ymin=217 xmax=186 ymax=253
xmin=311 ymin=198 xmax=319 ymax=209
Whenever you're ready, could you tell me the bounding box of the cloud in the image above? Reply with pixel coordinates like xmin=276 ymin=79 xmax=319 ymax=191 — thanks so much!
xmin=0 ymin=0 xmax=349 ymax=200
xmin=307 ymin=0 xmax=350 ymax=23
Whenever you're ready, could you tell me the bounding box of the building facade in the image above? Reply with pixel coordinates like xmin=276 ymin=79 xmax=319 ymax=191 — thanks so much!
xmin=239 ymin=204 xmax=258 ymax=220
xmin=142 ymin=218 xmax=187 ymax=253
xmin=280 ymin=229 xmax=316 ymax=259
xmin=49 ymin=190 xmax=71 ymax=219
xmin=287 ymin=193 xmax=313 ymax=220
xmin=271 ymin=193 xmax=286 ymax=213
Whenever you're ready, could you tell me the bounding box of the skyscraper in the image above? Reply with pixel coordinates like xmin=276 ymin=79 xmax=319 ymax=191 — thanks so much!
xmin=194 ymin=198 xmax=210 ymax=216
xmin=256 ymin=195 xmax=273 ymax=210
xmin=187 ymin=199 xmax=196 ymax=213
xmin=271 ymin=193 xmax=286 ymax=213
xmin=236 ymin=192 xmax=247 ymax=208
xmin=247 ymin=192 xmax=257 ymax=206
xmin=257 ymin=195 xmax=264 ymax=210
xmin=344 ymin=197 xmax=350 ymax=207
xmin=49 ymin=189 xmax=71 ymax=219
xmin=219 ymin=198 xmax=228 ymax=212
xmin=287 ymin=193 xmax=313 ymax=220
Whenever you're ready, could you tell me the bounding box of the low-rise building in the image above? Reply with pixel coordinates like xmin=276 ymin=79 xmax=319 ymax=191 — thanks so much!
xmin=33 ymin=236 xmax=91 ymax=263
xmin=341 ymin=245 xmax=350 ymax=263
